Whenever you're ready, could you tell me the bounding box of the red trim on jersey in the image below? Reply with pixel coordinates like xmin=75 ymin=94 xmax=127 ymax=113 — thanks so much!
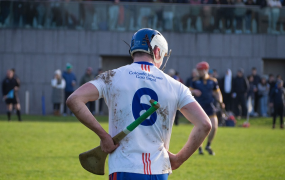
xmin=148 ymin=65 xmax=150 ymax=72
xmin=141 ymin=64 xmax=143 ymax=70
xmin=142 ymin=153 xmax=151 ymax=175
xmin=145 ymin=153 xmax=149 ymax=174
xmin=148 ymin=153 xmax=152 ymax=174
xmin=142 ymin=153 xmax=146 ymax=174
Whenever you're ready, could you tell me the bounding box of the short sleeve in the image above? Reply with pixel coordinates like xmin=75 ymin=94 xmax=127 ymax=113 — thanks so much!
xmin=213 ymin=79 xmax=219 ymax=91
xmin=177 ymin=84 xmax=196 ymax=110
xmin=89 ymin=78 xmax=106 ymax=99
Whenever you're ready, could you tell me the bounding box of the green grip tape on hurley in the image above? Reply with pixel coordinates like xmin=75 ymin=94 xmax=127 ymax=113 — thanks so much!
xmin=126 ymin=100 xmax=159 ymax=132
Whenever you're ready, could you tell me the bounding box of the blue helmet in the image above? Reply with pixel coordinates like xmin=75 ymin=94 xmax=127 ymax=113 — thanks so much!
xmin=130 ymin=28 xmax=168 ymax=63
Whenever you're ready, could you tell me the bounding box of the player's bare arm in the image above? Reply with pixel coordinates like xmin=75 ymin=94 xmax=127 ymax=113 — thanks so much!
xmin=168 ymin=101 xmax=211 ymax=170
xmin=213 ymin=89 xmax=225 ymax=108
xmin=66 ymin=83 xmax=119 ymax=153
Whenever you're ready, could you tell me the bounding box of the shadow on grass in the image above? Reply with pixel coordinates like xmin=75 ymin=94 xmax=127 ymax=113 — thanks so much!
xmin=0 ymin=114 xmax=109 ymax=123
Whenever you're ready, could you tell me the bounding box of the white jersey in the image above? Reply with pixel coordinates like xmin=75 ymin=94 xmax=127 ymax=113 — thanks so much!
xmin=89 ymin=62 xmax=195 ymax=175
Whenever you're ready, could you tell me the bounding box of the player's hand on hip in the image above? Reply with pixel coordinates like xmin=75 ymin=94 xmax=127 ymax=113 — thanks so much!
xmin=167 ymin=151 xmax=182 ymax=170
xmin=100 ymin=134 xmax=119 ymax=153
xmin=193 ymin=89 xmax=202 ymax=97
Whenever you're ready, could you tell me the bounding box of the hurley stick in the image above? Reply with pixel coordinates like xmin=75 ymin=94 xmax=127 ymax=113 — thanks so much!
xmin=79 ymin=99 xmax=160 ymax=175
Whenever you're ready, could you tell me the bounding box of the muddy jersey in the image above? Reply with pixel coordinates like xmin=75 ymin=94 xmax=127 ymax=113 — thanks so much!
xmin=89 ymin=62 xmax=195 ymax=175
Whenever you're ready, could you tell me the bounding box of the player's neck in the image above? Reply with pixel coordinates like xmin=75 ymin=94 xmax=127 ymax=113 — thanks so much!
xmin=200 ymin=74 xmax=209 ymax=79
xmin=133 ymin=56 xmax=154 ymax=65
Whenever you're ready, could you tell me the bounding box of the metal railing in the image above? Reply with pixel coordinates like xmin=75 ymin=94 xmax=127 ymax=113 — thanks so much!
xmin=0 ymin=1 xmax=285 ymax=34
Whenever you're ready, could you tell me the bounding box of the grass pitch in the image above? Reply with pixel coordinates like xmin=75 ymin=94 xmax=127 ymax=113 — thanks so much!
xmin=0 ymin=115 xmax=284 ymax=180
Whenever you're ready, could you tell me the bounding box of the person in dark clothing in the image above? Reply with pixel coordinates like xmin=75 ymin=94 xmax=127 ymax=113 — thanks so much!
xmin=251 ymin=67 xmax=261 ymax=114
xmin=232 ymin=68 xmax=249 ymax=118
xmin=62 ymin=63 xmax=77 ymax=116
xmin=2 ymin=69 xmax=22 ymax=121
xmin=268 ymin=74 xmax=276 ymax=95
xmin=80 ymin=67 xmax=95 ymax=114
xmin=185 ymin=69 xmax=198 ymax=87
xmin=0 ymin=1 xmax=10 ymax=27
xmin=247 ymin=75 xmax=258 ymax=116
xmin=270 ymin=80 xmax=285 ymax=129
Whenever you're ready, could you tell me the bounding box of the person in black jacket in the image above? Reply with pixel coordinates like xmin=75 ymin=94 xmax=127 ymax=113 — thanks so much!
xmin=232 ymin=68 xmax=249 ymax=118
xmin=270 ymin=80 xmax=285 ymax=129
xmin=2 ymin=69 xmax=22 ymax=121
xmin=251 ymin=67 xmax=261 ymax=115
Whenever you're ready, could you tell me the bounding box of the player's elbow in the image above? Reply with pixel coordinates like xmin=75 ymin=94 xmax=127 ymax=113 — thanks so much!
xmin=66 ymin=94 xmax=76 ymax=109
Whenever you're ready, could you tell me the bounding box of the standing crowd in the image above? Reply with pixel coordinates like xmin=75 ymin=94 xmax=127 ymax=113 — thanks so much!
xmin=1 ymin=0 xmax=285 ymax=33
xmin=183 ymin=66 xmax=285 ymax=129
xmin=50 ymin=63 xmax=104 ymax=117
xmin=2 ymin=63 xmax=284 ymax=128
xmin=1 ymin=63 xmax=105 ymax=121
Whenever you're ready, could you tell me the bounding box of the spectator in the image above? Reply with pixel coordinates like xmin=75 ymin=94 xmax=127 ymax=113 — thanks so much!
xmin=51 ymin=0 xmax=63 ymax=28
xmin=108 ymin=0 xmax=120 ymax=30
xmin=80 ymin=67 xmax=95 ymax=114
xmin=175 ymin=71 xmax=184 ymax=84
xmin=276 ymin=74 xmax=285 ymax=87
xmin=270 ymin=80 xmax=285 ymax=129
xmin=2 ymin=69 xmax=22 ymax=121
xmin=267 ymin=74 xmax=276 ymax=115
xmin=268 ymin=74 xmax=276 ymax=93
xmin=0 ymin=1 xmax=11 ymax=27
xmin=201 ymin=0 xmax=214 ymax=32
xmin=258 ymin=76 xmax=270 ymax=117
xmin=234 ymin=0 xmax=246 ymax=33
xmin=11 ymin=68 xmax=21 ymax=116
xmin=51 ymin=69 xmax=66 ymax=116
xmin=276 ymin=74 xmax=282 ymax=81
xmin=245 ymin=0 xmax=256 ymax=33
xmin=214 ymin=0 xmax=235 ymax=33
xmin=251 ymin=67 xmax=261 ymax=115
xmin=248 ymin=75 xmax=258 ymax=116
xmin=266 ymin=0 xmax=282 ymax=34
xmin=25 ymin=1 xmax=38 ymax=28
xmin=212 ymin=69 xmax=219 ymax=79
xmin=185 ymin=68 xmax=199 ymax=87
xmin=213 ymin=0 xmax=223 ymax=32
xmin=220 ymin=69 xmax=233 ymax=112
xmin=232 ymin=68 xmax=249 ymax=118
xmin=12 ymin=1 xmax=27 ymax=27
xmin=62 ymin=63 xmax=77 ymax=116
xmin=189 ymin=0 xmax=202 ymax=32
xmin=223 ymin=0 xmax=235 ymax=33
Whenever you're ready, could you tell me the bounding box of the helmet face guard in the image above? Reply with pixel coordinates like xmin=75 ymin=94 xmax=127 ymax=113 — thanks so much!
xmin=130 ymin=28 xmax=169 ymax=64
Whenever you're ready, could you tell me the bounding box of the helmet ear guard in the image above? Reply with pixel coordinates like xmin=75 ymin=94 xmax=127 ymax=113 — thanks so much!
xmin=150 ymin=34 xmax=168 ymax=64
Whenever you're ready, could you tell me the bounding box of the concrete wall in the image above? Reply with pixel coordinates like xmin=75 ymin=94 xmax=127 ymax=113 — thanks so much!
xmin=1 ymin=29 xmax=285 ymax=114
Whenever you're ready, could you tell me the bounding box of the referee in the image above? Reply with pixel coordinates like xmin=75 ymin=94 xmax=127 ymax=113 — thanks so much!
xmin=2 ymin=69 xmax=22 ymax=121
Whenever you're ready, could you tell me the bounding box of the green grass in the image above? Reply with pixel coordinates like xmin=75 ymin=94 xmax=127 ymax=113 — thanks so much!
xmin=0 ymin=115 xmax=284 ymax=180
